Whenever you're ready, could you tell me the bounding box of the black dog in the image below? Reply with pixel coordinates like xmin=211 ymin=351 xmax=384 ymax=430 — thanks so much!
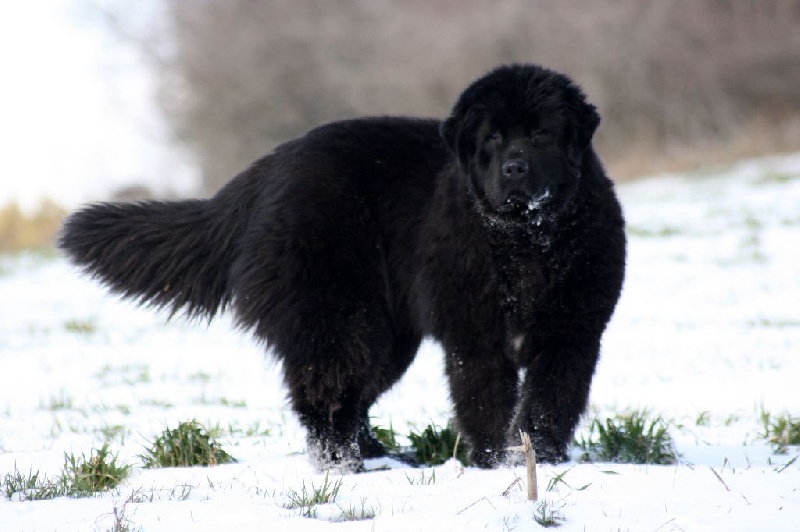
xmin=60 ymin=64 xmax=625 ymax=471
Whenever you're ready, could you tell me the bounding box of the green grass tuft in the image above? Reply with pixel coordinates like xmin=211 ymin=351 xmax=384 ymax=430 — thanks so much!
xmin=63 ymin=443 xmax=131 ymax=495
xmin=2 ymin=467 xmax=68 ymax=501
xmin=43 ymin=392 xmax=74 ymax=411
xmin=139 ymin=420 xmax=236 ymax=468
xmin=545 ymin=467 xmax=591 ymax=493
xmin=576 ymin=411 xmax=677 ymax=464
xmin=408 ymin=421 xmax=469 ymax=466
xmin=337 ymin=497 xmax=377 ymax=521
xmin=99 ymin=424 xmax=128 ymax=444
xmin=3 ymin=444 xmax=130 ymax=500
xmin=404 ymin=469 xmax=436 ymax=485
xmin=533 ymin=499 xmax=566 ymax=528
xmin=284 ymin=471 xmax=343 ymax=518
xmin=759 ymin=408 xmax=800 ymax=454
xmin=371 ymin=422 xmax=401 ymax=453
xmin=695 ymin=411 xmax=711 ymax=426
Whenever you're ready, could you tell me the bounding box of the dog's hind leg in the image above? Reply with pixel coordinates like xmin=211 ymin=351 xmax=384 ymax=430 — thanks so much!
xmin=277 ymin=306 xmax=398 ymax=473
xmin=355 ymin=332 xmax=421 ymax=459
xmin=230 ymin=194 xmax=408 ymax=471
xmin=289 ymin=380 xmax=366 ymax=472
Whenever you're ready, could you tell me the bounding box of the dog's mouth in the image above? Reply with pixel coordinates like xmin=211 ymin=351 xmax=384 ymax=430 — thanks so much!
xmin=498 ymin=188 xmax=551 ymax=214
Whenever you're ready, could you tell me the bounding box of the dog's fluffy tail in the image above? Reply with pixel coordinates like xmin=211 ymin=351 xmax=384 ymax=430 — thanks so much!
xmin=59 ymin=180 xmax=253 ymax=320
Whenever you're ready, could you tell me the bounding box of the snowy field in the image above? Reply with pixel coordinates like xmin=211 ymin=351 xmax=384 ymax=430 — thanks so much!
xmin=1 ymin=154 xmax=799 ymax=531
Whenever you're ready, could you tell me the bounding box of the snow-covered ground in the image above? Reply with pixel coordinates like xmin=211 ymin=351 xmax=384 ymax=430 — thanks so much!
xmin=1 ymin=154 xmax=799 ymax=531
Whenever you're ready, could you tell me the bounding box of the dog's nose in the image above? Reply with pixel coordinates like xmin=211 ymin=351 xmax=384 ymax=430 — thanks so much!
xmin=502 ymin=159 xmax=529 ymax=179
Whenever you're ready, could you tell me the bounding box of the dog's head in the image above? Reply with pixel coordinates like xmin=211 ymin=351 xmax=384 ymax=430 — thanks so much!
xmin=441 ymin=64 xmax=599 ymax=221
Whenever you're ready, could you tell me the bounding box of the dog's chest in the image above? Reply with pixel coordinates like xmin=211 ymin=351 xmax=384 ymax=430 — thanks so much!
xmin=491 ymin=247 xmax=548 ymax=327
xmin=489 ymin=250 xmax=549 ymax=363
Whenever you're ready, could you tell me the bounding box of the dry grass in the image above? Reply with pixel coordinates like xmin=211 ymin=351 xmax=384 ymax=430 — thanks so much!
xmin=0 ymin=200 xmax=66 ymax=253
xmin=607 ymin=115 xmax=800 ymax=181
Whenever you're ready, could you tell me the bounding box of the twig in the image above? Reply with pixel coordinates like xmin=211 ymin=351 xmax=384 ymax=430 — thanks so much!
xmin=456 ymin=496 xmax=494 ymax=515
xmin=501 ymin=476 xmax=523 ymax=496
xmin=654 ymin=517 xmax=677 ymax=531
xmin=709 ymin=467 xmax=730 ymax=492
xmin=775 ymin=454 xmax=798 ymax=473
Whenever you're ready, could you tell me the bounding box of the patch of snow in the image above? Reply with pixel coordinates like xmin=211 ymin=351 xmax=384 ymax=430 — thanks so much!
xmin=1 ymin=154 xmax=800 ymax=530
xmin=526 ymin=188 xmax=551 ymax=211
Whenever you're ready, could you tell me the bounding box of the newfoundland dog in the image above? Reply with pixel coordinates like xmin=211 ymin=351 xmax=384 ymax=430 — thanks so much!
xmin=60 ymin=64 xmax=626 ymax=471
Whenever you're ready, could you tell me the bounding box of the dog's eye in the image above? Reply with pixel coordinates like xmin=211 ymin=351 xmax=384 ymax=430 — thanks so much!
xmin=486 ymin=131 xmax=503 ymax=144
xmin=531 ymin=129 xmax=550 ymax=145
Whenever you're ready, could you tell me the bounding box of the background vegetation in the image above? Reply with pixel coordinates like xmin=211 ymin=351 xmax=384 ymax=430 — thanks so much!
xmin=3 ymin=0 xmax=799 ymax=251
xmin=99 ymin=0 xmax=800 ymax=192
xmin=0 ymin=201 xmax=65 ymax=253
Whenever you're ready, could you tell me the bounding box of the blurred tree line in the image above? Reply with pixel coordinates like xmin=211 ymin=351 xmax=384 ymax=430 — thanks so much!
xmin=99 ymin=0 xmax=800 ymax=192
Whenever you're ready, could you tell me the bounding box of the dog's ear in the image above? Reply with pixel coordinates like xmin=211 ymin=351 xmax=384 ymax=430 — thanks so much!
xmin=440 ymin=114 xmax=460 ymax=153
xmin=440 ymin=113 xmax=473 ymax=172
xmin=568 ymin=101 xmax=600 ymax=162
xmin=575 ymin=101 xmax=600 ymax=150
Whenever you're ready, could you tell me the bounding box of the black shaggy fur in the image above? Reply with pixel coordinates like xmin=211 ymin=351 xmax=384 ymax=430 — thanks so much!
xmin=60 ymin=64 xmax=626 ymax=471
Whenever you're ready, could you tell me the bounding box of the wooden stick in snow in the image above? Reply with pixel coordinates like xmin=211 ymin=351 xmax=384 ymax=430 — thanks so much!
xmin=506 ymin=430 xmax=538 ymax=501
xmin=453 ymin=431 xmax=462 ymax=461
